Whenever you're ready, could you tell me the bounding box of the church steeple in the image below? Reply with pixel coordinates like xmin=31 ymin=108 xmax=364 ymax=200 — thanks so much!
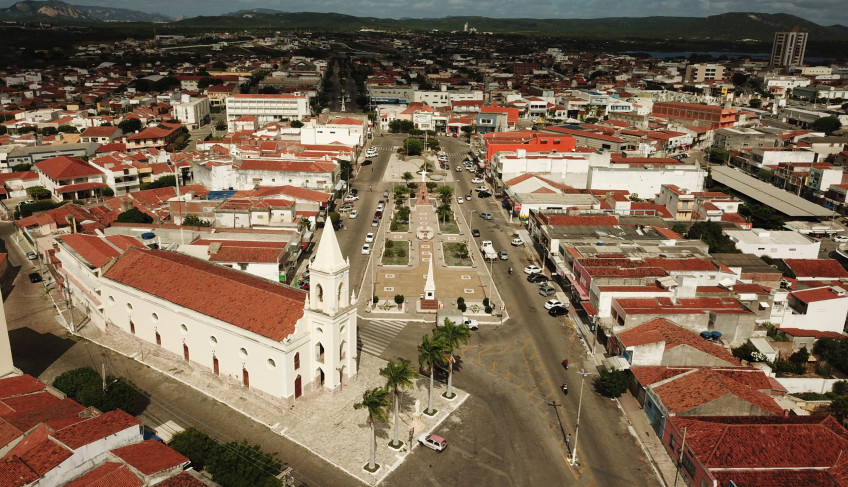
xmin=310 ymin=222 xmax=347 ymax=275
xmin=308 ymin=223 xmax=350 ymax=315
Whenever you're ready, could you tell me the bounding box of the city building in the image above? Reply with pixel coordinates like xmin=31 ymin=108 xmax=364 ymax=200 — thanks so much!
xmin=770 ymin=28 xmax=808 ymax=69
xmin=683 ymin=64 xmax=725 ymax=83
xmin=225 ymin=93 xmax=310 ymax=130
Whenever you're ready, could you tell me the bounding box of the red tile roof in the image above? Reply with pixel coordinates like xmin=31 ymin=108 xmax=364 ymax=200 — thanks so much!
xmin=1 ymin=391 xmax=87 ymax=432
xmin=6 ymin=424 xmax=72 ymax=476
xmin=0 ymin=455 xmax=39 ymax=486
xmin=157 ymin=472 xmax=209 ymax=487
xmin=779 ymin=328 xmax=846 ymax=340
xmin=783 ymin=259 xmax=848 ymax=279
xmin=652 ymin=368 xmax=783 ymax=415
xmin=617 ymin=319 xmax=738 ymax=363
xmin=544 ymin=214 xmax=618 ymax=226
xmin=52 ymin=410 xmax=141 ymax=450
xmin=643 ymin=258 xmax=718 ymax=272
xmin=102 ymin=248 xmax=305 ymax=341
xmin=111 ymin=440 xmax=189 ymax=476
xmin=0 ymin=375 xmax=45 ymax=399
xmin=791 ymin=286 xmax=847 ymax=303
xmin=35 ymin=156 xmax=102 ymax=179
xmin=57 ymin=234 xmax=142 ymax=269
xmin=64 ymin=461 xmax=142 ymax=487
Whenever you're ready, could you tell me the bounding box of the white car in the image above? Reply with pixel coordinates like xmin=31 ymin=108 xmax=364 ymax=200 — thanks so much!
xmin=456 ymin=166 xmax=463 ymax=172
xmin=511 ymin=238 xmax=523 ymax=246
xmin=524 ymin=265 xmax=542 ymax=275
xmin=338 ymin=206 xmax=352 ymax=213
xmin=361 ymin=244 xmax=371 ymax=255
xmin=835 ymin=235 xmax=848 ymax=243
xmin=457 ymin=196 xmax=464 ymax=204
xmin=344 ymin=194 xmax=359 ymax=202
xmin=544 ymin=299 xmax=564 ymax=310
xmin=462 ymin=317 xmax=479 ymax=331
xmin=418 ymin=433 xmax=447 ymax=451
xmin=366 ymin=148 xmax=378 ymax=157
xmin=365 ymin=233 xmax=375 ymax=243
xmin=349 ymin=210 xmax=358 ymax=219
xmin=471 ymin=177 xmax=484 ymax=184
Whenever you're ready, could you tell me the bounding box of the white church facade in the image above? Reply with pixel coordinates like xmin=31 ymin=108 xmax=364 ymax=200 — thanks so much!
xmin=99 ymin=224 xmax=358 ymax=401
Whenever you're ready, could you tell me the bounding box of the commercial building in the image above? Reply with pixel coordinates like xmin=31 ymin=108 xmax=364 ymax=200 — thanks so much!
xmin=225 ymin=93 xmax=310 ymax=130
xmin=770 ymin=28 xmax=808 ymax=69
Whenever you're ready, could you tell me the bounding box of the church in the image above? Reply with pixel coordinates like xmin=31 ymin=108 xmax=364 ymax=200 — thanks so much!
xmin=99 ymin=224 xmax=358 ymax=401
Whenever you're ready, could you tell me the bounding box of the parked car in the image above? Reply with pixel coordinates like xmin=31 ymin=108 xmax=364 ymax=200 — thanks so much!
xmin=344 ymin=194 xmax=359 ymax=202
xmin=474 ymin=185 xmax=488 ymax=192
xmin=471 ymin=229 xmax=480 ymax=237
xmin=480 ymin=212 xmax=493 ymax=220
xmin=338 ymin=206 xmax=353 ymax=213
xmin=466 ymin=193 xmax=472 ymax=200
xmin=366 ymin=147 xmax=378 ymax=157
xmin=456 ymin=166 xmax=463 ymax=172
xmin=384 ymin=190 xmax=389 ymax=198
xmin=299 ymin=281 xmax=310 ymax=290
xmin=524 ymin=265 xmax=542 ymax=274
xmin=539 ymin=283 xmax=557 ymax=297
xmin=498 ymin=250 xmax=508 ymax=260
xmin=362 ymin=159 xmax=373 ymax=166
xmin=361 ymin=244 xmax=371 ymax=255
xmin=457 ymin=196 xmax=464 ymax=204
xmin=548 ymin=306 xmax=568 ymax=317
xmin=375 ymin=210 xmax=383 ymax=219
xmin=478 ymin=191 xmax=492 ymax=198
xmin=463 ymin=317 xmax=479 ymax=331
xmin=28 ymin=272 xmax=42 ymax=283
xmin=377 ymin=200 xmax=385 ymax=211
xmin=365 ymin=233 xmax=375 ymax=243
xmin=527 ymin=273 xmax=549 ymax=283
xmin=835 ymin=235 xmax=848 ymax=243
xmin=418 ymin=433 xmax=447 ymax=452
xmin=349 ymin=210 xmax=359 ymax=219
xmin=544 ymin=299 xmax=564 ymax=310
xmin=471 ymin=177 xmax=485 ymax=184
xmin=371 ymin=218 xmax=379 ymax=227
xmin=26 ymin=252 xmax=37 ymax=260
xmin=350 ymin=188 xmax=358 ymax=196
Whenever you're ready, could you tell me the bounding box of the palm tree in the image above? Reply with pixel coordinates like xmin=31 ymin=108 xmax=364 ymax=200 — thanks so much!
xmin=434 ymin=319 xmax=471 ymax=398
xmin=417 ymin=333 xmax=448 ymax=415
xmin=402 ymin=171 xmax=414 ymax=186
xmin=353 ymin=387 xmax=390 ymax=471
xmin=380 ymin=359 xmax=416 ymax=447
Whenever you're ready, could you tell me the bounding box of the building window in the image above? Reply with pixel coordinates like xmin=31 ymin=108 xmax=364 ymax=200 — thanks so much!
xmin=180 ymin=324 xmax=188 ymax=335
xmin=151 ymin=312 xmax=159 ymax=323
xmin=239 ymin=347 xmax=248 ymax=359
xmin=294 ymin=352 xmax=300 ymax=370
xmin=155 ymin=332 xmax=161 ymax=345
xmin=267 ymin=358 xmax=276 ymax=370
xmin=209 ymin=336 xmax=218 ymax=346
xmin=681 ymin=452 xmax=696 ymax=477
xmin=130 ymin=321 xmax=135 ymax=334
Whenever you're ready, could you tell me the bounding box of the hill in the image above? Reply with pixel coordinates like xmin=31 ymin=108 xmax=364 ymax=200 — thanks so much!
xmin=0 ymin=0 xmax=171 ymax=22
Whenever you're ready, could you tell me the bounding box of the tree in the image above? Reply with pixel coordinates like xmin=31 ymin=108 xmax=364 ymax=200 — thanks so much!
xmin=791 ymin=346 xmax=810 ymax=364
xmin=433 ymin=319 xmax=470 ymax=398
xmin=435 ymin=185 xmax=454 ymax=204
xmin=401 ymin=172 xmax=414 ymax=186
xmin=290 ymin=120 xmax=303 ymax=128
xmin=183 ymin=214 xmax=212 ymax=227
xmin=215 ymin=120 xmax=226 ymax=131
xmin=11 ymin=163 xmax=30 ymax=172
xmin=140 ymin=175 xmax=176 ymax=191
xmin=353 ymin=387 xmax=390 ymax=471
xmin=829 ymin=396 xmax=848 ymax=424
xmin=707 ymin=147 xmax=730 ymax=164
xmin=686 ymin=221 xmax=737 ymax=253
xmin=53 ymin=366 xmax=101 ymax=398
xmin=118 ymin=118 xmax=142 ymax=134
xmin=116 ymin=208 xmax=153 ymax=224
xmin=25 ymin=186 xmax=51 ymax=200
xmin=380 ymin=359 xmax=416 ymax=447
xmin=402 ymin=138 xmax=424 ymax=156
xmin=417 ymin=334 xmax=448 ymax=415
xmin=732 ymin=72 xmax=749 ymax=86
xmin=738 ymin=204 xmax=784 ymax=230
xmin=339 ymin=159 xmax=353 ymax=181
xmin=812 ymin=116 xmax=842 ymax=135
xmin=57 ymin=124 xmax=78 ymax=133
xmin=168 ymin=427 xmax=218 ymax=471
xmin=52 ymin=366 xmax=142 ymax=414
xmin=395 ymin=206 xmax=410 ymax=223
xmin=100 ymin=187 xmax=114 ymax=197
xmin=757 ymin=169 xmax=774 ymax=182
xmin=671 ymin=223 xmax=687 ymax=236
xmin=594 ymin=368 xmax=629 ymax=397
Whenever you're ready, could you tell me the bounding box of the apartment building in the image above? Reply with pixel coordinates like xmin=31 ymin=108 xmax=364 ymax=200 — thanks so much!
xmin=770 ymin=28 xmax=808 ymax=68
xmin=684 ymin=64 xmax=725 ymax=83
xmin=225 ymin=93 xmax=310 ymax=130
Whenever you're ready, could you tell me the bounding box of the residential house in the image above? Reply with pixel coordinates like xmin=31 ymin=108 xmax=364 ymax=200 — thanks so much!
xmin=33 ymin=155 xmax=107 ymax=202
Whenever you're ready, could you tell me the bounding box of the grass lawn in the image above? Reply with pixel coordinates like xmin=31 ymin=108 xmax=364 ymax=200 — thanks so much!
xmin=382 ymin=240 xmax=410 ymax=265
xmin=443 ymin=242 xmax=472 ymax=267
xmin=438 ymin=216 xmax=460 ymax=234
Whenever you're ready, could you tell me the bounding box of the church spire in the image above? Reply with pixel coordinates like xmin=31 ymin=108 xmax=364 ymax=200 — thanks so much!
xmin=310 ymin=222 xmax=347 ymax=274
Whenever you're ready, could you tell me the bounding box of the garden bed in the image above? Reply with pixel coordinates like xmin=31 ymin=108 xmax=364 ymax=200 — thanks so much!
xmin=443 ymin=242 xmax=472 ymax=267
xmin=382 ymin=240 xmax=409 ymax=265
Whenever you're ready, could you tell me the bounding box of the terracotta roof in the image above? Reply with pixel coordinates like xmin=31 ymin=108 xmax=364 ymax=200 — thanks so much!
xmin=783 ymin=259 xmax=848 ymax=279
xmin=111 ymin=440 xmax=189 ymax=476
xmin=6 ymin=424 xmax=72 ymax=476
xmin=57 ymin=234 xmax=142 ymax=269
xmin=791 ymin=286 xmax=847 ymax=303
xmin=1 ymin=391 xmax=87 ymax=432
xmin=778 ymin=328 xmax=846 ymax=340
xmin=102 ymin=248 xmax=305 ymax=341
xmin=52 ymin=410 xmax=141 ymax=450
xmin=652 ymin=368 xmax=783 ymax=415
xmin=35 ymin=156 xmax=102 ymax=179
xmin=617 ymin=318 xmax=738 ymax=363
xmin=545 ymin=214 xmax=618 ymax=226
xmin=0 ymin=455 xmax=39 ymax=486
xmin=157 ymin=472 xmax=209 ymax=487
xmin=0 ymin=375 xmax=45 ymax=399
xmin=64 ymin=462 xmax=142 ymax=487
xmin=643 ymin=258 xmax=718 ymax=272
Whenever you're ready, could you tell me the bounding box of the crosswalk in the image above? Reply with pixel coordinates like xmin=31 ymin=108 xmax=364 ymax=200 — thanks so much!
xmin=358 ymin=319 xmax=407 ymax=357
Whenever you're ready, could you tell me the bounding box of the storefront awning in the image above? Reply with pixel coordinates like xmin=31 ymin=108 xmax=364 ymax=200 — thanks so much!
xmin=580 ymin=301 xmax=597 ymax=316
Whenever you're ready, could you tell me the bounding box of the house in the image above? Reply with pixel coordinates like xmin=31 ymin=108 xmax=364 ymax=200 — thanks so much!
xmin=724 ymin=229 xmax=820 ymax=259
xmin=643 ymin=367 xmax=784 ymax=437
xmin=98 ymin=223 xmax=357 ymax=401
xmin=178 ymin=237 xmax=297 ymax=282
xmin=80 ymin=126 xmax=123 ymax=144
xmin=612 ymin=318 xmax=739 ymax=367
xmin=662 ymin=415 xmax=848 ymax=487
xmin=772 ymin=286 xmax=848 ymax=334
xmin=33 ymin=156 xmax=107 ymax=202
xmin=124 ymin=122 xmax=184 ymax=150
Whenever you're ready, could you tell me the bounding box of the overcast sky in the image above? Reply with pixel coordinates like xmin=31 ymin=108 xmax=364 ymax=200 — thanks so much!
xmin=10 ymin=0 xmax=847 ymax=26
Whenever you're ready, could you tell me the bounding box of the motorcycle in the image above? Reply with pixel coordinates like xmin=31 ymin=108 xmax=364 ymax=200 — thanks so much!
xmin=562 ymin=383 xmax=568 ymax=395
xmin=562 ymin=359 xmax=568 ymax=370
xmin=508 ymin=266 xmax=513 ymax=275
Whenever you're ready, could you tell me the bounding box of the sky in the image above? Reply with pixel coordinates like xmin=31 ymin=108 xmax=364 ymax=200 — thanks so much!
xmin=9 ymin=0 xmax=848 ymax=26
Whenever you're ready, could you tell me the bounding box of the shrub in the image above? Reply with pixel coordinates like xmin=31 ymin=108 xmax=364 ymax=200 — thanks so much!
xmin=397 ymin=249 xmax=406 ymax=258
xmin=53 ymin=367 xmax=101 ymax=398
xmin=484 ymin=305 xmax=493 ymax=314
xmin=386 ymin=240 xmax=395 ymax=249
xmin=372 ymin=296 xmax=379 ymax=304
xmin=482 ymin=298 xmax=490 ymax=307
xmin=53 ymin=366 xmax=143 ymax=414
xmin=834 ymin=380 xmax=848 ymax=396
xmin=595 ymin=369 xmax=630 ymax=397
xmin=456 ymin=297 xmax=465 ymax=305
xmin=458 ymin=302 xmax=467 ymax=312
xmin=394 ymin=294 xmax=404 ymax=305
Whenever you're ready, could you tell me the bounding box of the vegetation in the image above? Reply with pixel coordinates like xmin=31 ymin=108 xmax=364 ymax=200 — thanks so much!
xmin=139 ymin=175 xmax=177 ymax=191
xmin=26 ymin=185 xmax=51 ymax=200
xmin=433 ymin=319 xmax=471 ymax=398
xmin=382 ymin=240 xmax=409 ymax=265
xmin=418 ymin=333 xmax=449 ymax=415
xmin=402 ymin=138 xmax=424 ymax=156
xmin=686 ymin=221 xmax=738 ymax=253
xmin=116 ymin=207 xmax=154 ymax=224
xmin=11 ymin=163 xmax=31 ymax=172
xmin=706 ymin=147 xmax=730 ymax=164
xmin=814 ymin=338 xmax=848 ymax=377
xmin=594 ymin=368 xmax=630 ymax=398
xmin=183 ymin=214 xmax=212 ymax=227
xmin=353 ymin=387 xmax=390 ymax=471
xmin=738 ymin=204 xmax=784 ymax=230
xmin=169 ymin=427 xmax=283 ymax=487
xmin=15 ymin=199 xmax=66 ymax=219
xmin=379 ymin=359 xmax=416 ymax=447
xmin=388 ymin=120 xmax=414 ymax=133
xmin=443 ymin=242 xmax=472 ymax=266
xmin=731 ymin=341 xmax=767 ymax=363
xmin=118 ymin=118 xmax=142 ymax=134
xmin=811 ymin=116 xmax=842 ymax=135
xmin=338 ymin=159 xmax=353 ymax=181
xmin=52 ymin=367 xmax=143 ymax=415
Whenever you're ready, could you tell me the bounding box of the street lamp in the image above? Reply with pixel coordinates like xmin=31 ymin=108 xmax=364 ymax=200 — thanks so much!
xmin=570 ymin=369 xmax=593 ymax=466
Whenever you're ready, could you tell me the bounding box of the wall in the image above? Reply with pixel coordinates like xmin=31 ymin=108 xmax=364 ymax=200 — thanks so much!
xmin=777 ymin=377 xmax=844 ymax=394
xmin=685 ymin=394 xmax=775 ymax=417
xmin=587 ymin=165 xmax=703 ymax=199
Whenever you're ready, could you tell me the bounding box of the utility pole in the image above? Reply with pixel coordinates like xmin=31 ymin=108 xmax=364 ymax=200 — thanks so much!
xmin=569 ymin=369 xmax=592 ymax=466
xmin=673 ymin=427 xmax=688 ymax=487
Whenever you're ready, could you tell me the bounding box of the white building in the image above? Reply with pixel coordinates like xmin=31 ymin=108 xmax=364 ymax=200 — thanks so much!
xmin=724 ymin=229 xmax=820 ymax=260
xmin=172 ymin=95 xmax=211 ymax=130
xmin=99 ymin=223 xmax=357 ymax=401
xmin=773 ymin=286 xmax=848 ymax=334
xmin=300 ymin=117 xmax=367 ymax=147
xmin=225 ymin=93 xmax=310 ymax=131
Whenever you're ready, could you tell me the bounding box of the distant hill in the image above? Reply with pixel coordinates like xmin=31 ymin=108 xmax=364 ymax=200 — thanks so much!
xmin=0 ymin=0 xmax=171 ymax=22
xmin=0 ymin=3 xmax=846 ymax=47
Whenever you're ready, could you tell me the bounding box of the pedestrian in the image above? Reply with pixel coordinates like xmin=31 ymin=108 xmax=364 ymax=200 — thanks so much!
xmin=566 ymin=433 xmax=571 ymax=448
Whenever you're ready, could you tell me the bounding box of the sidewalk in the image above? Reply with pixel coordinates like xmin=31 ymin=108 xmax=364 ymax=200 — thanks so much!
xmin=71 ymin=322 xmax=467 ymax=486
xmin=575 ymin=315 xmax=677 ymax=487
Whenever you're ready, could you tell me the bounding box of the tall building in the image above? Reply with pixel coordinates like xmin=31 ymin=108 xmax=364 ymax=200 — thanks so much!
xmin=684 ymin=63 xmax=725 ymax=83
xmin=770 ymin=28 xmax=808 ymax=68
